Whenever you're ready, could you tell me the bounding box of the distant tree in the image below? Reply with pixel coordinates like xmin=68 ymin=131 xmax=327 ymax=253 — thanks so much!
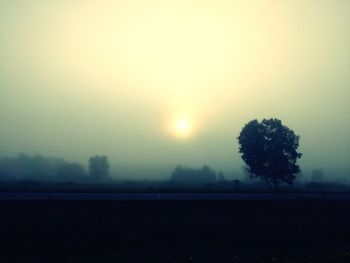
xmin=89 ymin=155 xmax=110 ymax=180
xmin=217 ymin=171 xmax=226 ymax=181
xmin=31 ymin=154 xmax=51 ymax=177
xmin=237 ymin=118 xmax=302 ymax=189
xmin=57 ymin=163 xmax=87 ymax=181
xmin=0 ymin=153 xmax=68 ymax=181
xmin=311 ymin=169 xmax=324 ymax=182
xmin=171 ymin=165 xmax=216 ymax=184
xmin=233 ymin=179 xmax=240 ymax=191
xmin=200 ymin=165 xmax=216 ymax=182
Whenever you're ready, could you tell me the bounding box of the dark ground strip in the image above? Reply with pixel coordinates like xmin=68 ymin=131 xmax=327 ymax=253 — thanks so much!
xmin=1 ymin=192 xmax=350 ymax=201
xmin=0 ymin=200 xmax=350 ymax=262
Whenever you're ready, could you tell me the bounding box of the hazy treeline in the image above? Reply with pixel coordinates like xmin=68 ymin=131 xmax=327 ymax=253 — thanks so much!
xmin=0 ymin=153 xmax=226 ymax=185
xmin=0 ymin=153 xmax=110 ymax=183
xmin=171 ymin=165 xmax=224 ymax=184
xmin=0 ymin=153 xmax=349 ymax=192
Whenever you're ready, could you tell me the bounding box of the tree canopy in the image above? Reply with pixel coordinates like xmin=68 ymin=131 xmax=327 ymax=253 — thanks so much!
xmin=88 ymin=155 xmax=110 ymax=180
xmin=237 ymin=118 xmax=302 ymax=188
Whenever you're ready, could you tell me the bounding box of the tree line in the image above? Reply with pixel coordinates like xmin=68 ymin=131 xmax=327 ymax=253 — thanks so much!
xmin=0 ymin=154 xmax=110 ymax=183
xmin=170 ymin=165 xmax=225 ymax=183
xmin=1 ymin=118 xmax=303 ymax=189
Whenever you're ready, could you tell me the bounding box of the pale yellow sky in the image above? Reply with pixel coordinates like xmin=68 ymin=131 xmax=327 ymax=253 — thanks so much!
xmin=0 ymin=0 xmax=349 ymax=177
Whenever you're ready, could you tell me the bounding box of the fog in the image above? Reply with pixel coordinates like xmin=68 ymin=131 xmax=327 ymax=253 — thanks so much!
xmin=0 ymin=1 xmax=349 ymax=181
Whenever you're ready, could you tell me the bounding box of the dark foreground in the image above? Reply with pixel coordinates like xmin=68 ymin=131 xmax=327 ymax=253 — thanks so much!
xmin=1 ymin=197 xmax=350 ymax=262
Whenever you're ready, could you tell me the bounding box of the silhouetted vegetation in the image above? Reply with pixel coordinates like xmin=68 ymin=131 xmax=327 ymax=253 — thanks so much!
xmin=88 ymin=155 xmax=110 ymax=180
xmin=0 ymin=153 xmax=71 ymax=181
xmin=170 ymin=165 xmax=216 ymax=184
xmin=0 ymin=153 xmax=112 ymax=184
xmin=238 ymin=118 xmax=302 ymax=189
xmin=0 ymin=152 xmax=348 ymax=193
xmin=311 ymin=168 xmax=325 ymax=182
xmin=217 ymin=171 xmax=226 ymax=181
xmin=57 ymin=162 xmax=87 ymax=182
xmin=233 ymin=179 xmax=240 ymax=191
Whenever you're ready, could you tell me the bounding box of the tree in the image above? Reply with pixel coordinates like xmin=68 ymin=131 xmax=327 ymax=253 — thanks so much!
xmin=170 ymin=165 xmax=216 ymax=184
xmin=311 ymin=168 xmax=324 ymax=182
xmin=237 ymin=118 xmax=302 ymax=189
xmin=217 ymin=171 xmax=226 ymax=181
xmin=57 ymin=162 xmax=87 ymax=182
xmin=233 ymin=179 xmax=240 ymax=192
xmin=0 ymin=153 xmax=68 ymax=181
xmin=89 ymin=155 xmax=110 ymax=180
xmin=200 ymin=165 xmax=216 ymax=182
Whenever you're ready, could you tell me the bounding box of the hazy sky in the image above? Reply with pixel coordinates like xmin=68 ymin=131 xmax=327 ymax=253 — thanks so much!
xmin=1 ymin=0 xmax=349 ymax=178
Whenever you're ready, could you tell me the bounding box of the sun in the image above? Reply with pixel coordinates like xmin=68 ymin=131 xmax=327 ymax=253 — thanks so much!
xmin=176 ymin=119 xmax=190 ymax=138
xmin=177 ymin=119 xmax=188 ymax=130
xmin=166 ymin=117 xmax=193 ymax=139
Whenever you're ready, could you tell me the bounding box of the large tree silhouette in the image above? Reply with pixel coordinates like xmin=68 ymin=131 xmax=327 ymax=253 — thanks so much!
xmin=237 ymin=118 xmax=302 ymax=189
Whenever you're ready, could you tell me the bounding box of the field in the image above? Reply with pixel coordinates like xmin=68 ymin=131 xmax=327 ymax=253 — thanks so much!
xmin=1 ymin=196 xmax=350 ymax=262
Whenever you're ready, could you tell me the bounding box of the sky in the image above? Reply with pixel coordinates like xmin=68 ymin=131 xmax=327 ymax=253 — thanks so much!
xmin=0 ymin=0 xmax=349 ymax=179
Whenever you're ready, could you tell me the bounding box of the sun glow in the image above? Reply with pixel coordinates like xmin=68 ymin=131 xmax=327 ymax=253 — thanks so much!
xmin=165 ymin=115 xmax=194 ymax=140
xmin=177 ymin=119 xmax=188 ymax=130
xmin=175 ymin=118 xmax=192 ymax=139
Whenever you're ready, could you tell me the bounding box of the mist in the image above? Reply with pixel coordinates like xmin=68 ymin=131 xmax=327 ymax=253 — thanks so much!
xmin=0 ymin=0 xmax=349 ymax=182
